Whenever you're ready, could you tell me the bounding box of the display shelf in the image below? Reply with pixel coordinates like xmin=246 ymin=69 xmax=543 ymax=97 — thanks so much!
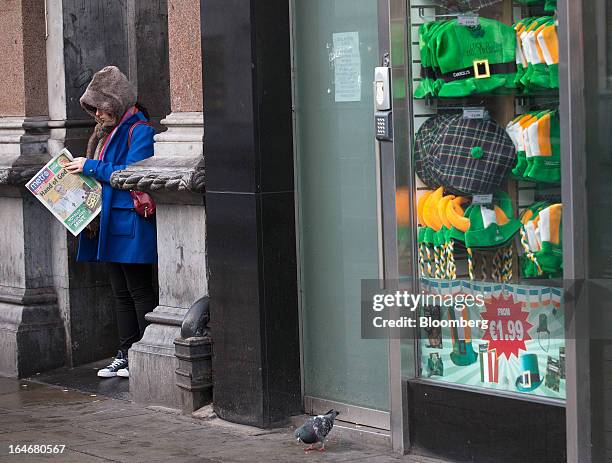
xmin=406 ymin=0 xmax=565 ymax=402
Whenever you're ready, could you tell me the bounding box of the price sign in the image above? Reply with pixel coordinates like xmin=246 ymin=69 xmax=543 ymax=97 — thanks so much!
xmin=481 ymin=294 xmax=533 ymax=359
xmin=489 ymin=319 xmax=525 ymax=341
xmin=472 ymin=194 xmax=493 ymax=205
xmin=463 ymin=107 xmax=487 ymax=120
xmin=458 ymin=14 xmax=479 ymax=26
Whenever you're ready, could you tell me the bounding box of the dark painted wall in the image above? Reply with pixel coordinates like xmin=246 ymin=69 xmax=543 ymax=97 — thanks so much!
xmin=63 ymin=0 xmax=130 ymax=120
xmin=203 ymin=0 xmax=302 ymax=427
xmin=62 ymin=0 xmax=170 ymax=124
xmin=408 ymin=382 xmax=566 ymax=463
xmin=134 ymin=0 xmax=170 ymax=126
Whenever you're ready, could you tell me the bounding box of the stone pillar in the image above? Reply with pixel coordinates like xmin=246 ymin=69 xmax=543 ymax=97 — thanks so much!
xmin=0 ymin=0 xmax=65 ymax=377
xmin=111 ymin=0 xmax=206 ymax=410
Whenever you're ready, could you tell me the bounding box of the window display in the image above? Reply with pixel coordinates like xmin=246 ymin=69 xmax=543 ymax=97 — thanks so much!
xmin=407 ymin=0 xmax=565 ymax=401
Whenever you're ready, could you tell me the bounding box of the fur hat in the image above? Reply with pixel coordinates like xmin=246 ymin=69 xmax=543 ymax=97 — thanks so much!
xmin=79 ymin=66 xmax=137 ymax=120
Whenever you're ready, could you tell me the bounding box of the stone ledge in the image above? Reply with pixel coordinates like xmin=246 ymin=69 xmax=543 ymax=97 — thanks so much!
xmin=110 ymin=156 xmax=205 ymax=193
xmin=0 ymin=154 xmax=51 ymax=187
xmin=144 ymin=305 xmax=189 ymax=327
xmin=0 ymin=286 xmax=58 ymax=305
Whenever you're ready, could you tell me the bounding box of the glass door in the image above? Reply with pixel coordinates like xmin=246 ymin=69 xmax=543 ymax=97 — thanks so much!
xmin=292 ymin=0 xmax=390 ymax=426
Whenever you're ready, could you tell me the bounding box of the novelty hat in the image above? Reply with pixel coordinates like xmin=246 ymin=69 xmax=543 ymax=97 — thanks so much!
xmin=515 ymin=353 xmax=543 ymax=392
xmin=446 ymin=197 xmax=472 ymax=243
xmin=423 ymin=187 xmax=445 ymax=232
xmin=464 ymin=191 xmax=521 ymax=248
xmin=514 ymin=16 xmax=559 ymax=91
xmin=415 ymin=21 xmax=448 ymax=99
xmin=506 ymin=113 xmax=535 ymax=179
xmin=506 ymin=110 xmax=561 ymax=184
xmin=420 ymin=113 xmax=516 ymax=195
xmin=417 ymin=190 xmax=432 ymax=230
xmin=523 ymin=110 xmax=561 ymax=184
xmin=414 ymin=17 xmax=517 ymax=98
xmin=520 ymin=200 xmax=550 ymax=226
xmin=534 ymin=203 xmax=563 ymax=276
xmin=418 ymin=188 xmax=472 ymax=280
xmin=414 ymin=114 xmax=455 ymax=189
xmin=434 ymin=18 xmax=517 ymax=97
xmin=519 ymin=202 xmax=562 ymax=278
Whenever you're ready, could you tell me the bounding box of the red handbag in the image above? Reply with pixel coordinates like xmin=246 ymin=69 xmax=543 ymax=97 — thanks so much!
xmin=128 ymin=121 xmax=156 ymax=218
xmin=130 ymin=190 xmax=156 ymax=218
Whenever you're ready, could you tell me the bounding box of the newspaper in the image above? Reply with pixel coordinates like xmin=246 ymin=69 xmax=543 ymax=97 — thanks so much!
xmin=26 ymin=149 xmax=102 ymax=236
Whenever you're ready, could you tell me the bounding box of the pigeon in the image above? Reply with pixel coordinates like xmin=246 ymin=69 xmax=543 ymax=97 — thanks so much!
xmin=294 ymin=409 xmax=340 ymax=452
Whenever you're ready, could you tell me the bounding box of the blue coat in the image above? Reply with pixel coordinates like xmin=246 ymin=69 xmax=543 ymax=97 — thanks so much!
xmin=77 ymin=111 xmax=157 ymax=264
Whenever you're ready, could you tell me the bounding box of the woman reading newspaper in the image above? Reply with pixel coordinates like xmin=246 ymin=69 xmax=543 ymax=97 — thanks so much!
xmin=65 ymin=66 xmax=157 ymax=379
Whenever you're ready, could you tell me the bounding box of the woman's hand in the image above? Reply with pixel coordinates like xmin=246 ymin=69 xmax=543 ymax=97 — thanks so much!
xmin=65 ymin=157 xmax=87 ymax=174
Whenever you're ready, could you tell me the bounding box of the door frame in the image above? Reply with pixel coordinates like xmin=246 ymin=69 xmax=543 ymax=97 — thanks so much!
xmin=558 ymin=1 xmax=591 ymax=461
xmin=381 ymin=0 xmax=414 ymax=454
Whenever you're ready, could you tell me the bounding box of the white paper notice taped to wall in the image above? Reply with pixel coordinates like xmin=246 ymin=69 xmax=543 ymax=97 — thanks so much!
xmin=332 ymin=31 xmax=361 ymax=102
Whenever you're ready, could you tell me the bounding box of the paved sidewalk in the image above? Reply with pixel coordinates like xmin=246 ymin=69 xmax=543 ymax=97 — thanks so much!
xmin=0 ymin=377 xmax=451 ymax=463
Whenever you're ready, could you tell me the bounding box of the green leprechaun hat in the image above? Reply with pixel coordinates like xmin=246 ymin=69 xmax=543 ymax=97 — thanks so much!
xmin=434 ymin=18 xmax=517 ymax=98
xmin=519 ymin=201 xmax=550 ymax=278
xmin=523 ymin=110 xmax=561 ymax=184
xmin=534 ymin=203 xmax=563 ymax=277
xmin=464 ymin=191 xmax=522 ymax=249
xmin=515 ymin=353 xmax=543 ymax=392
xmin=414 ymin=21 xmax=448 ymax=99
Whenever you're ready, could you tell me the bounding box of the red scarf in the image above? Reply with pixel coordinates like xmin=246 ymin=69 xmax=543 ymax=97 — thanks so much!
xmin=98 ymin=106 xmax=138 ymax=161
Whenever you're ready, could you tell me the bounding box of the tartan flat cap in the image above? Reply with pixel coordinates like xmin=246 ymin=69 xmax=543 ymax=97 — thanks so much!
xmin=416 ymin=113 xmax=516 ymax=195
xmin=414 ymin=114 xmax=455 ymax=189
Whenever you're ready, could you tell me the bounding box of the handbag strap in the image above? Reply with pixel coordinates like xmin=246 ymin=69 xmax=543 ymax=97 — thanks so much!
xmin=127 ymin=121 xmax=153 ymax=148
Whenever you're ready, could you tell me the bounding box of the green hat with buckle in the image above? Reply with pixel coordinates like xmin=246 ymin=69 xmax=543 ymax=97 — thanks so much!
xmin=516 ymin=353 xmax=543 ymax=392
xmin=415 ymin=21 xmax=449 ymax=99
xmin=433 ymin=18 xmax=517 ymax=97
xmin=415 ymin=18 xmax=517 ymax=98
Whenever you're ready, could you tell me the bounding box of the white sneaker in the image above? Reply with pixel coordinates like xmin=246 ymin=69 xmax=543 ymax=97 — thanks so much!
xmin=117 ymin=367 xmax=129 ymax=378
xmin=97 ymin=351 xmax=128 ymax=378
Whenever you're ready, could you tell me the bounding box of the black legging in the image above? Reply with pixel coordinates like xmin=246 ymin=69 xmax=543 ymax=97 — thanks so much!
xmin=107 ymin=263 xmax=157 ymax=355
